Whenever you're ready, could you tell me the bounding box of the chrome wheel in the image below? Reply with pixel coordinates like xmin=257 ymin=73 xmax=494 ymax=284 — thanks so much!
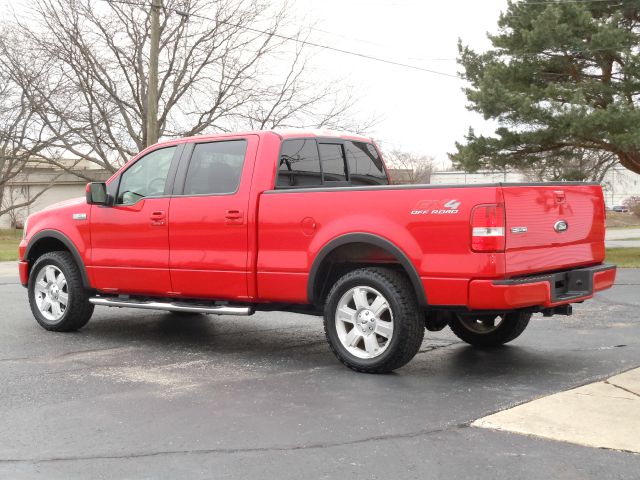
xmin=335 ymin=286 xmax=394 ymax=359
xmin=458 ymin=314 xmax=504 ymax=334
xmin=34 ymin=265 xmax=68 ymax=322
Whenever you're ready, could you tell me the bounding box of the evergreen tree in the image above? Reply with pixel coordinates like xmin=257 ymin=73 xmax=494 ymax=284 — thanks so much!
xmin=451 ymin=0 xmax=640 ymax=177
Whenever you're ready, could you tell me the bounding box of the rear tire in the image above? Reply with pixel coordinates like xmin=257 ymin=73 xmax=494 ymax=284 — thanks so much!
xmin=448 ymin=311 xmax=531 ymax=347
xmin=28 ymin=251 xmax=94 ymax=332
xmin=324 ymin=267 xmax=424 ymax=373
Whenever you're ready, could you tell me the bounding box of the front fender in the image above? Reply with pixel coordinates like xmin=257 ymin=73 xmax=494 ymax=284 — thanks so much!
xmin=24 ymin=229 xmax=91 ymax=289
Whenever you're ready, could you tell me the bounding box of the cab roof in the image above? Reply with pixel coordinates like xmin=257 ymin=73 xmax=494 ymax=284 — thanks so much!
xmin=154 ymin=129 xmax=374 ymax=147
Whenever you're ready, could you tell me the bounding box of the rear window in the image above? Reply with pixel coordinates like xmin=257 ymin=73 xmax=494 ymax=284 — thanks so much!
xmin=345 ymin=141 xmax=388 ymax=185
xmin=277 ymin=139 xmax=322 ymax=188
xmin=276 ymin=138 xmax=388 ymax=188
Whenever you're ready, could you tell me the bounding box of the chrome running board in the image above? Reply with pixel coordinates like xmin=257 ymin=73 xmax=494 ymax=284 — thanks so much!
xmin=89 ymin=297 xmax=253 ymax=315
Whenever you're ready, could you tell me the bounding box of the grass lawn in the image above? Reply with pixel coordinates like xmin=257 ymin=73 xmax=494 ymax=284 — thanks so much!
xmin=0 ymin=229 xmax=22 ymax=261
xmin=605 ymin=248 xmax=640 ymax=268
xmin=606 ymin=212 xmax=640 ymax=228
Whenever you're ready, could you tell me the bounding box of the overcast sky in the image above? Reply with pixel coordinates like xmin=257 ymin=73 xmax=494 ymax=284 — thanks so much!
xmin=2 ymin=0 xmax=509 ymax=169
xmin=292 ymin=0 xmax=509 ymax=169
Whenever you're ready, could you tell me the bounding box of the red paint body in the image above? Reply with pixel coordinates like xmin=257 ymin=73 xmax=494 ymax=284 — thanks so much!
xmin=18 ymin=130 xmax=615 ymax=313
xmin=89 ymin=197 xmax=173 ymax=295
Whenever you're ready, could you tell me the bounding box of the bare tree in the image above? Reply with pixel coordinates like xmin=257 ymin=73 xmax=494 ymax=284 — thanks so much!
xmin=0 ymin=47 xmax=68 ymax=221
xmin=384 ymin=150 xmax=434 ymax=185
xmin=519 ymin=149 xmax=619 ymax=183
xmin=6 ymin=0 xmax=369 ymax=173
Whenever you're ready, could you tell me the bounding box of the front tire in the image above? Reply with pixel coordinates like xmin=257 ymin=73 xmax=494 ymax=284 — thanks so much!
xmin=448 ymin=311 xmax=531 ymax=347
xmin=324 ymin=267 xmax=424 ymax=373
xmin=28 ymin=251 xmax=94 ymax=332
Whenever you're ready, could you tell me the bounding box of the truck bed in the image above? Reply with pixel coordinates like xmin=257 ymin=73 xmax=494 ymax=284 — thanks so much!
xmin=256 ymin=182 xmax=606 ymax=307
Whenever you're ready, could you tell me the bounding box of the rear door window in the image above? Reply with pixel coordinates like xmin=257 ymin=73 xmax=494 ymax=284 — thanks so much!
xmin=277 ymin=139 xmax=322 ymax=188
xmin=183 ymin=140 xmax=247 ymax=195
xmin=345 ymin=141 xmax=388 ymax=185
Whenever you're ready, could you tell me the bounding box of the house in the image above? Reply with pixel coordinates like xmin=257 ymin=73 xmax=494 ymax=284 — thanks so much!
xmin=1 ymin=165 xmax=110 ymax=229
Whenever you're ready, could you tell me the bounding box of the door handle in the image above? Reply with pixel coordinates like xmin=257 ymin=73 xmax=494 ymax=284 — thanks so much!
xmin=225 ymin=209 xmax=244 ymax=224
xmin=150 ymin=210 xmax=166 ymax=226
xmin=225 ymin=210 xmax=242 ymax=219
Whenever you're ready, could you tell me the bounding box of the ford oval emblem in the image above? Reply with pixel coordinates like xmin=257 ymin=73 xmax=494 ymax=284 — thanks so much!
xmin=554 ymin=220 xmax=569 ymax=233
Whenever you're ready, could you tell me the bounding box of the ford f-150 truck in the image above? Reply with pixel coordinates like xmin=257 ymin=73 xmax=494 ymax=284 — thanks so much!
xmin=18 ymin=130 xmax=616 ymax=373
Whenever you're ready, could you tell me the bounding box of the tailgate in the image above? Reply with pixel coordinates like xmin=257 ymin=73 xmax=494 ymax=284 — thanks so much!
xmin=502 ymin=184 xmax=606 ymax=276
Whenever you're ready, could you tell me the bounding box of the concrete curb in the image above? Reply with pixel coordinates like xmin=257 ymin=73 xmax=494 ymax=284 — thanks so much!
xmin=472 ymin=367 xmax=640 ymax=454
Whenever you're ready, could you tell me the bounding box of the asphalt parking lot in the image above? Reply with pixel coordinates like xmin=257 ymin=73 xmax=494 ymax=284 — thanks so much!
xmin=1 ymin=265 xmax=639 ymax=479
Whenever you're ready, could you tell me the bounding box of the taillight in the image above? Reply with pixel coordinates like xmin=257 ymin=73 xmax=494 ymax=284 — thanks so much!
xmin=470 ymin=204 xmax=505 ymax=252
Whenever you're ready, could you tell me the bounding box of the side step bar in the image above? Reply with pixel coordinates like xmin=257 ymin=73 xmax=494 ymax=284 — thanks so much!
xmin=89 ymin=297 xmax=253 ymax=316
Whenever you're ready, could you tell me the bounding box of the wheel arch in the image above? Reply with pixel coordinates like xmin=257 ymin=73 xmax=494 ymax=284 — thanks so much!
xmin=307 ymin=233 xmax=427 ymax=308
xmin=25 ymin=230 xmax=91 ymax=289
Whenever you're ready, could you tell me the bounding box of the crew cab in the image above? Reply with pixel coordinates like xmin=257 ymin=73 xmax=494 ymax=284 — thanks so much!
xmin=18 ymin=130 xmax=616 ymax=373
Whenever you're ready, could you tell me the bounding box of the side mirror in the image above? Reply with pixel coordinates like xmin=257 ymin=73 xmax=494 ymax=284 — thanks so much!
xmin=86 ymin=182 xmax=110 ymax=206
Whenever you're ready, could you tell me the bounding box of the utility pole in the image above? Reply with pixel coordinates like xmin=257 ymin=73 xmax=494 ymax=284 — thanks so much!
xmin=146 ymin=0 xmax=161 ymax=147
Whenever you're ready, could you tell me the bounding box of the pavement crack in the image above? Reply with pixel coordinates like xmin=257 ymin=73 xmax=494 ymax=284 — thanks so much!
xmin=419 ymin=341 xmax=462 ymax=354
xmin=0 ymin=424 xmax=467 ymax=464
xmin=0 ymin=346 xmax=131 ymax=364
xmin=57 ymin=346 xmax=131 ymax=358
xmin=0 ymin=356 xmax=31 ymax=363
xmin=574 ymin=392 xmax=635 ymax=401
xmin=276 ymin=340 xmax=326 ymax=352
xmin=604 ymin=380 xmax=640 ymax=398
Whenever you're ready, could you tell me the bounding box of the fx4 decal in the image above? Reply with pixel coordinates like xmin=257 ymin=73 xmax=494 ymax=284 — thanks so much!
xmin=411 ymin=199 xmax=461 ymax=215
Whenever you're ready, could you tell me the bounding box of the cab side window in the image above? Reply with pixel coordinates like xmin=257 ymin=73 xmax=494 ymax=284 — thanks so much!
xmin=117 ymin=146 xmax=176 ymax=205
xmin=183 ymin=140 xmax=247 ymax=195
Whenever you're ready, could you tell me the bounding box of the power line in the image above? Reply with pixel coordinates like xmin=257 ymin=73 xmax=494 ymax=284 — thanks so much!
xmin=98 ymin=0 xmax=460 ymax=76
xmin=297 ymin=24 xmax=457 ymax=61
xmin=100 ymin=0 xmax=631 ymax=77
xmin=185 ymin=11 xmax=460 ymax=78
xmin=303 ymin=25 xmax=459 ymax=62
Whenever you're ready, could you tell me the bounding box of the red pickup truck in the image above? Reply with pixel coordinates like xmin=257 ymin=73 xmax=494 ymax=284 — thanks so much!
xmin=18 ymin=130 xmax=616 ymax=373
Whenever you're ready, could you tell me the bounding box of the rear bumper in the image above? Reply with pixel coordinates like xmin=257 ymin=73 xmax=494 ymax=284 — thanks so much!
xmin=468 ymin=264 xmax=616 ymax=310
